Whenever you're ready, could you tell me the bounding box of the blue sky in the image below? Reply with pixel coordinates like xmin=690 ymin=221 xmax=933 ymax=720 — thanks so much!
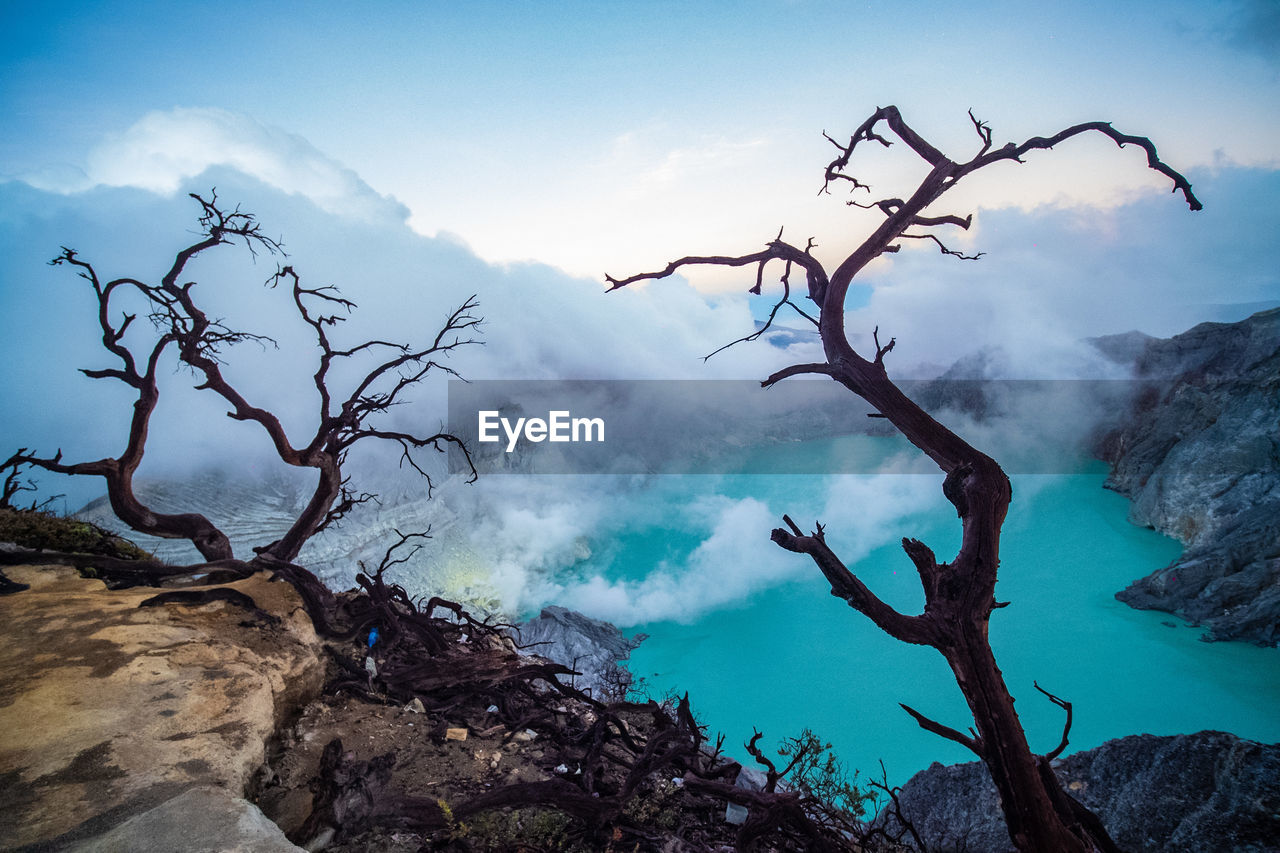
xmin=0 ymin=0 xmax=1277 ymax=460
xmin=3 ymin=0 xmax=1277 ymax=284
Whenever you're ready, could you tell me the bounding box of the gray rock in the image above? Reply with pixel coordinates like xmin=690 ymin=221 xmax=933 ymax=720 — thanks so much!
xmin=724 ymin=801 xmax=750 ymax=826
xmin=509 ymin=606 xmax=646 ymax=699
xmin=881 ymin=731 xmax=1280 ymax=853
xmin=724 ymin=766 xmax=769 ymax=826
xmin=1093 ymin=308 xmax=1280 ymax=646
xmin=63 ymin=785 xmax=305 ymax=852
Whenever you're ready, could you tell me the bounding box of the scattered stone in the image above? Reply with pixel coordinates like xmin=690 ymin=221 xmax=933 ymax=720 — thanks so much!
xmin=473 ymin=748 xmax=502 ymax=770
xmin=364 ymin=655 xmax=377 ymax=676
xmin=511 ymin=728 xmax=538 ymax=743
xmin=403 ymin=697 xmax=425 ymax=714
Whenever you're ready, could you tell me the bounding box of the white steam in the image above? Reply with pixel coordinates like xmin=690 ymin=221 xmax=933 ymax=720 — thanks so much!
xmin=453 ymin=468 xmax=945 ymax=628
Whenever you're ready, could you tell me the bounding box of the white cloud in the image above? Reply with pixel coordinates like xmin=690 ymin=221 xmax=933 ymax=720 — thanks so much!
xmin=607 ymin=132 xmax=772 ymax=201
xmin=23 ymin=107 xmax=409 ymax=224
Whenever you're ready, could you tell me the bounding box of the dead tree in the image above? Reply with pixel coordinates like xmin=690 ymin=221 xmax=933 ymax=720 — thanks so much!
xmin=6 ymin=192 xmax=478 ymax=568
xmin=608 ymin=106 xmax=1200 ymax=853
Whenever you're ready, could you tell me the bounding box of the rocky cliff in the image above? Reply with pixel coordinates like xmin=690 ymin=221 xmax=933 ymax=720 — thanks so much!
xmin=509 ymin=605 xmax=647 ymax=699
xmin=0 ymin=564 xmax=324 ymax=851
xmin=881 ymin=731 xmax=1280 ymax=853
xmin=1095 ymin=308 xmax=1280 ymax=645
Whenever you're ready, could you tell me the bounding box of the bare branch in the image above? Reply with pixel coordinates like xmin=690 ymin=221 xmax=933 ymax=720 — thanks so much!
xmin=705 ymin=254 xmax=818 ymax=360
xmin=745 ymin=730 xmax=782 ymax=792
xmin=873 ymin=325 xmax=896 ymax=365
xmin=1035 ymin=681 xmax=1074 ymax=761
xmin=0 ymin=456 xmax=40 ymax=509
xmin=822 ymin=106 xmax=947 ymax=199
xmin=358 ymin=429 xmax=478 ymax=495
xmin=314 ymin=476 xmax=382 ymax=536
xmin=898 ymin=231 xmax=985 ymax=260
xmin=606 ymin=249 xmax=774 ymax=292
xmin=771 ymin=516 xmax=938 ymax=646
xmin=968 ymin=108 xmax=994 ymax=156
xmin=608 ymin=237 xmax=830 ymax=361
xmin=969 ymin=121 xmax=1201 ymax=211
xmin=847 ymin=197 xmax=904 ymax=217
xmin=911 ymin=212 xmax=973 ymax=229
xmin=761 ymin=362 xmax=838 ymax=388
xmin=372 ymin=528 xmax=432 ymax=578
xmin=900 ymin=703 xmax=983 ymax=757
xmin=864 ymin=760 xmax=931 ymax=852
xmin=340 ymin=295 xmax=482 ymax=420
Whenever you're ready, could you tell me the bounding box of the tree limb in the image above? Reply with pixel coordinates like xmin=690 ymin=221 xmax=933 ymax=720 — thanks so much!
xmin=968 ymin=121 xmax=1201 ymax=211
xmin=761 ymin=362 xmax=837 ymax=388
xmin=900 ymin=703 xmax=983 ymax=757
xmin=770 ymin=515 xmax=937 ymax=646
xmin=1034 ymin=681 xmax=1074 ymax=761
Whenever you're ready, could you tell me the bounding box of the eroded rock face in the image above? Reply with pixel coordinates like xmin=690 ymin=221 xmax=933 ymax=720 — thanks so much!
xmin=882 ymin=731 xmax=1280 ymax=853
xmin=0 ymin=565 xmax=325 ymax=849
xmin=509 ymin=606 xmax=646 ymax=700
xmin=1095 ymin=308 xmax=1280 ymax=646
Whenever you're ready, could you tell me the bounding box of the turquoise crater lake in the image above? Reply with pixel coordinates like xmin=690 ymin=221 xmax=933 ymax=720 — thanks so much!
xmin=601 ymin=466 xmax=1280 ymax=786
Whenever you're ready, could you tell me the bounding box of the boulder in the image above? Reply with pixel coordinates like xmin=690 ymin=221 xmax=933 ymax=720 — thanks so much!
xmin=0 ymin=565 xmax=325 ymax=849
xmin=62 ymin=786 xmax=305 ymax=853
xmin=509 ymin=606 xmax=646 ymax=699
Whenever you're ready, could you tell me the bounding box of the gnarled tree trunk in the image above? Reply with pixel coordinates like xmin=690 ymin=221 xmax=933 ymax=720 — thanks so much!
xmin=611 ymin=105 xmax=1199 ymax=852
xmin=5 ymin=193 xmax=478 ymax=570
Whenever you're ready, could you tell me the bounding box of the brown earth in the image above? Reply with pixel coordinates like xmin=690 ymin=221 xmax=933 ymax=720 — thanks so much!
xmin=255 ymin=692 xmax=647 ymax=852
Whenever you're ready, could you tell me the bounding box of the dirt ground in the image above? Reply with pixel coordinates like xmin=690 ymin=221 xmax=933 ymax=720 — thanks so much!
xmin=251 ymin=662 xmax=697 ymax=852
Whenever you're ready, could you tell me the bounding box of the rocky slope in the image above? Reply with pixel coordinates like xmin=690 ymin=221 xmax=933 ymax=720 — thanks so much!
xmin=507 ymin=605 xmax=647 ymax=699
xmin=881 ymin=730 xmax=1280 ymax=853
xmin=1095 ymin=308 xmax=1280 ymax=645
xmin=70 ymin=471 xmax=505 ymax=611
